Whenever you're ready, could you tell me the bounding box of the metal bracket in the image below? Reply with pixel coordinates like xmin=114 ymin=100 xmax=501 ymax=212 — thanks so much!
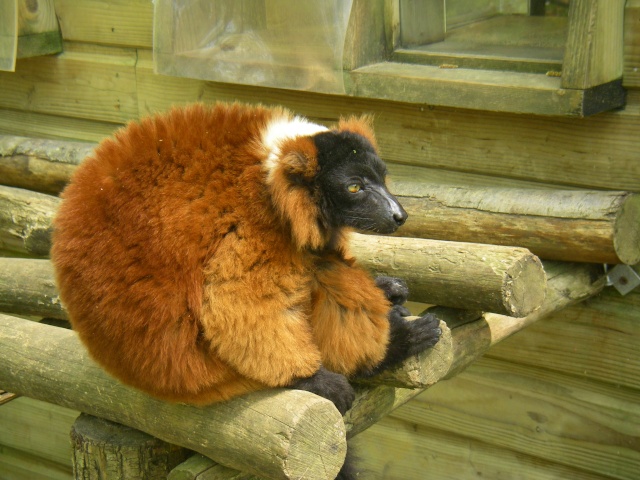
xmin=606 ymin=264 xmax=640 ymax=296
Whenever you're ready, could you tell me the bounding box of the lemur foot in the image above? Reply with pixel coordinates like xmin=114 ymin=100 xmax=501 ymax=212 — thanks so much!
xmin=291 ymin=366 xmax=355 ymax=415
xmin=363 ymin=305 xmax=441 ymax=377
xmin=391 ymin=307 xmax=441 ymax=358
xmin=375 ymin=276 xmax=409 ymax=305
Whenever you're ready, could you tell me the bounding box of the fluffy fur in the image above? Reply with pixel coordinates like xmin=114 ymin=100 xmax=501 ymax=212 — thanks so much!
xmin=52 ymin=102 xmax=440 ymax=412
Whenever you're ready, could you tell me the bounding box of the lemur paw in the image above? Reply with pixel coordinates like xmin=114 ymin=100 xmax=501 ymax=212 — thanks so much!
xmin=378 ymin=306 xmax=442 ymax=370
xmin=401 ymin=311 xmax=441 ymax=357
xmin=290 ymin=367 xmax=355 ymax=415
xmin=375 ymin=276 xmax=409 ymax=305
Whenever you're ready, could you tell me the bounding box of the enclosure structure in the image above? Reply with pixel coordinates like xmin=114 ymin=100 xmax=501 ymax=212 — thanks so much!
xmin=0 ymin=0 xmax=639 ymax=479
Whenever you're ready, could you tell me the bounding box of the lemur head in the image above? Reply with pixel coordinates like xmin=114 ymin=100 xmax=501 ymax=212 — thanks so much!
xmin=262 ymin=114 xmax=407 ymax=250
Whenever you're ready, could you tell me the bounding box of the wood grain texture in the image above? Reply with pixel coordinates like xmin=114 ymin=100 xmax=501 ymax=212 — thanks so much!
xmin=488 ymin=287 xmax=640 ymax=391
xmin=54 ymin=0 xmax=153 ymax=48
xmin=391 ymin=357 xmax=640 ymax=480
xmin=0 ymin=397 xmax=77 ymax=467
xmin=0 ymin=135 xmax=93 ymax=194
xmin=0 ymin=108 xmax=119 ymax=143
xmin=352 ymin=415 xmax=615 ymax=480
xmin=625 ymin=0 xmax=640 ymax=87
xmin=562 ymin=0 xmax=625 ymax=89
xmin=71 ymin=414 xmax=191 ymax=480
xmin=0 ymin=42 xmax=138 ymax=124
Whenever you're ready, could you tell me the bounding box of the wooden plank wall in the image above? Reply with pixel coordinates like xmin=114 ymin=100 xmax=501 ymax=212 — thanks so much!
xmin=0 ymin=1 xmax=639 ymax=478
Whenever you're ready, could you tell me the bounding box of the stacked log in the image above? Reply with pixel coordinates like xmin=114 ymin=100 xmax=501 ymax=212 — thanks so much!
xmin=0 ymin=134 xmax=629 ymax=479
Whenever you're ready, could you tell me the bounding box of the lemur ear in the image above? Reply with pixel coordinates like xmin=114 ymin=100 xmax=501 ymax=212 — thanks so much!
xmin=337 ymin=115 xmax=378 ymax=151
xmin=267 ymin=136 xmax=326 ymax=250
xmin=278 ymin=137 xmax=320 ymax=183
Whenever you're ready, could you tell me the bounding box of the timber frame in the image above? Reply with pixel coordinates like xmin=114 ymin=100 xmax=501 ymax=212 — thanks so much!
xmin=154 ymin=0 xmax=627 ymax=116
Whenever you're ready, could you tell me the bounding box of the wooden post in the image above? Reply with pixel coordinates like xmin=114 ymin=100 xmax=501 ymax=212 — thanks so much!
xmin=71 ymin=413 xmax=191 ymax=480
xmin=562 ymin=0 xmax=625 ymax=89
xmin=350 ymin=233 xmax=546 ymax=317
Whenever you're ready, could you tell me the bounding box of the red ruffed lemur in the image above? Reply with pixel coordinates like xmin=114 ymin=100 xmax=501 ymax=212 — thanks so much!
xmin=52 ymin=103 xmax=441 ymax=479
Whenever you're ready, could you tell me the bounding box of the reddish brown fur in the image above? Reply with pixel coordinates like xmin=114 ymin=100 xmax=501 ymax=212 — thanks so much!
xmin=52 ymin=103 xmax=391 ymax=404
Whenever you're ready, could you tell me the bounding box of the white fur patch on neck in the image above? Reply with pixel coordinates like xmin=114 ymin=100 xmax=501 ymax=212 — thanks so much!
xmin=262 ymin=116 xmax=328 ymax=182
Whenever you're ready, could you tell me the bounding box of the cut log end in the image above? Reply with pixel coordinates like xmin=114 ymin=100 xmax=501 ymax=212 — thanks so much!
xmin=613 ymin=194 xmax=640 ymax=265
xmin=285 ymin=398 xmax=347 ymax=479
xmin=502 ymin=253 xmax=547 ymax=318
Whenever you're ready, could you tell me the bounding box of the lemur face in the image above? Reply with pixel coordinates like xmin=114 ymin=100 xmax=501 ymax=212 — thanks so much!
xmin=313 ymin=130 xmax=408 ymax=234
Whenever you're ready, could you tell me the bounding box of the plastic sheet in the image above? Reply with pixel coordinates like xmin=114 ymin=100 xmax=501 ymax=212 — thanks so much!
xmin=154 ymin=0 xmax=354 ymax=94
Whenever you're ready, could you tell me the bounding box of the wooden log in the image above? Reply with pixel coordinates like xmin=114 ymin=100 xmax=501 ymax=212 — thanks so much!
xmin=0 ymin=135 xmax=90 ymax=195
xmin=0 ymin=315 xmax=347 ymax=480
xmin=0 ymin=185 xmax=57 ymax=256
xmin=0 ymin=257 xmax=66 ymax=319
xmin=2 ymin=133 xmax=638 ymax=264
xmin=389 ymin=183 xmax=640 ymax=264
xmin=164 ymin=261 xmax=606 ymax=479
xmin=350 ymin=233 xmax=546 ymax=317
xmin=446 ymin=261 xmax=607 ymax=378
xmin=0 ymin=187 xmax=546 ymax=314
xmin=71 ymin=413 xmax=191 ymax=480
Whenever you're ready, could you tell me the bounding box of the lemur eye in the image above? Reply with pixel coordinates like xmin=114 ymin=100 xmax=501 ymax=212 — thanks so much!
xmin=347 ymin=184 xmax=362 ymax=193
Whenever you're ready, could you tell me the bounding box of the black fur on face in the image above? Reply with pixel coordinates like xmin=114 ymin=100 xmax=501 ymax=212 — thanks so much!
xmin=312 ymin=130 xmax=408 ymax=234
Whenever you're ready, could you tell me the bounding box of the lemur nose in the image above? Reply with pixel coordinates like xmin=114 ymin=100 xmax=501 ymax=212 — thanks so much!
xmin=393 ymin=210 xmax=408 ymax=226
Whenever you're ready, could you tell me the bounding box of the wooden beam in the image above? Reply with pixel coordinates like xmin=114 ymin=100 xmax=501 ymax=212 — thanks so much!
xmin=0 ymin=135 xmax=93 ymax=195
xmin=446 ymin=261 xmax=606 ymax=378
xmin=390 ymin=184 xmax=640 ymax=265
xmin=350 ymin=233 xmax=546 ymax=317
xmin=0 ymin=185 xmax=56 ymax=257
xmin=348 ymin=61 xmax=625 ymax=117
xmin=0 ymin=315 xmax=347 ymax=480
xmin=0 ymin=257 xmax=66 ymax=320
xmin=562 ymin=0 xmax=625 ymax=89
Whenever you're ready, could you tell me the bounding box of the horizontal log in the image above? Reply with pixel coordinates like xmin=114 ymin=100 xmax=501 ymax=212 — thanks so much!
xmin=350 ymin=233 xmax=546 ymax=316
xmin=0 ymin=257 xmax=66 ymax=319
xmin=0 ymin=135 xmax=90 ymax=195
xmin=165 ymin=261 xmax=607 ymax=479
xmin=390 ymin=183 xmax=640 ymax=265
xmin=446 ymin=261 xmax=607 ymax=377
xmin=2 ymin=134 xmax=639 ymax=264
xmin=0 ymin=314 xmax=346 ymax=480
xmin=0 ymin=187 xmax=546 ymax=315
xmin=0 ymin=185 xmax=57 ymax=257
